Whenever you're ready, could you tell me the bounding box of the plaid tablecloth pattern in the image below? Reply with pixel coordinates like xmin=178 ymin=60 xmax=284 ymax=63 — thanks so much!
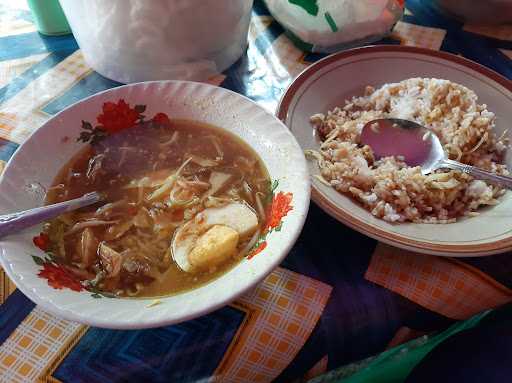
xmin=366 ymin=245 xmax=512 ymax=320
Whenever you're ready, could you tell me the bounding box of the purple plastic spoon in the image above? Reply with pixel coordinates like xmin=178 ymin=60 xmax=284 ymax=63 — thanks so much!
xmin=0 ymin=192 xmax=102 ymax=239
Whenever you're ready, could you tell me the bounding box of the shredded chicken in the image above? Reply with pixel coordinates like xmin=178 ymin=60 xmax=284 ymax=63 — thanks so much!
xmin=147 ymin=157 xmax=192 ymax=201
xmin=77 ymin=228 xmax=99 ymax=268
xmin=160 ymin=131 xmax=179 ymax=147
xmin=254 ymin=192 xmax=266 ymax=222
xmin=98 ymin=242 xmax=122 ymax=277
xmin=95 ymin=200 xmax=127 ymax=217
xmin=86 ymin=154 xmax=105 ymax=181
xmin=189 ymin=154 xmax=218 ymax=167
xmin=65 ymin=220 xmax=118 ymax=236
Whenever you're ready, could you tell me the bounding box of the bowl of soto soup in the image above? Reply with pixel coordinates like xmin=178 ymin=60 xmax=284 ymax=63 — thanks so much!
xmin=0 ymin=81 xmax=309 ymax=329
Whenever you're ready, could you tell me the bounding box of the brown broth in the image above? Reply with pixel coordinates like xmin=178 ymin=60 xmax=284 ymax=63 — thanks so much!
xmin=45 ymin=120 xmax=270 ymax=298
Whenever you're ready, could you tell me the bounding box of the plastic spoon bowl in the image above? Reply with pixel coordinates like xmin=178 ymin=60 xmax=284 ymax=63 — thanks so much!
xmin=0 ymin=192 xmax=103 ymax=239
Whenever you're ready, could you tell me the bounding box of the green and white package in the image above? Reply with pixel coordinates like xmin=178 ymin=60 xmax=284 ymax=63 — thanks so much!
xmin=263 ymin=0 xmax=403 ymax=53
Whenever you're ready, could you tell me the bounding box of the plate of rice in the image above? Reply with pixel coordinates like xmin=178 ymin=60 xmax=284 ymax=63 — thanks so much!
xmin=278 ymin=45 xmax=512 ymax=256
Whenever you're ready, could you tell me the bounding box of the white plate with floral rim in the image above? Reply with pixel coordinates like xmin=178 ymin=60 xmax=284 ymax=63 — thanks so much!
xmin=0 ymin=81 xmax=310 ymax=329
xmin=278 ymin=45 xmax=512 ymax=257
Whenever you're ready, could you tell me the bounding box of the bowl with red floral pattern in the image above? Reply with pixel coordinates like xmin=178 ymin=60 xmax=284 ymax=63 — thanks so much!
xmin=0 ymin=81 xmax=309 ymax=329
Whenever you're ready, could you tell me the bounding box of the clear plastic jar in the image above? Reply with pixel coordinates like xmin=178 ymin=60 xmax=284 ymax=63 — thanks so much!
xmin=59 ymin=0 xmax=254 ymax=83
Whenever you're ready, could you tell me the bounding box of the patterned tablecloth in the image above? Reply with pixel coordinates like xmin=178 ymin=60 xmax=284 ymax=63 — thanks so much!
xmin=1 ymin=1 xmax=512 ymax=382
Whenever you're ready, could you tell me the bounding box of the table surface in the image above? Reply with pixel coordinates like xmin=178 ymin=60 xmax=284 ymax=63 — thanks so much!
xmin=1 ymin=1 xmax=512 ymax=382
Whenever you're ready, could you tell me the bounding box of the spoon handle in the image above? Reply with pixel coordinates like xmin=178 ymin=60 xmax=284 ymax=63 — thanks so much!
xmin=441 ymin=159 xmax=512 ymax=189
xmin=0 ymin=192 xmax=102 ymax=239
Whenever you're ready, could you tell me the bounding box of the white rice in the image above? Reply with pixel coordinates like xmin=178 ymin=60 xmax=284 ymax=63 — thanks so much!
xmin=308 ymin=78 xmax=509 ymax=223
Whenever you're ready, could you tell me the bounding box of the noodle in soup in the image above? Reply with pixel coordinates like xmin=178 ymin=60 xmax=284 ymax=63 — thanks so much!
xmin=44 ymin=120 xmax=270 ymax=298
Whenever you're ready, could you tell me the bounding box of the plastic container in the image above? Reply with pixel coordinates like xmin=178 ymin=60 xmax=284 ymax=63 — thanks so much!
xmin=58 ymin=0 xmax=254 ymax=83
xmin=27 ymin=0 xmax=71 ymax=36
xmin=263 ymin=0 xmax=403 ymax=53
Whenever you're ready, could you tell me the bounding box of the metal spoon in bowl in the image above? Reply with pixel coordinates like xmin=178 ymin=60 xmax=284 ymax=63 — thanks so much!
xmin=361 ymin=118 xmax=512 ymax=189
xmin=0 ymin=192 xmax=103 ymax=239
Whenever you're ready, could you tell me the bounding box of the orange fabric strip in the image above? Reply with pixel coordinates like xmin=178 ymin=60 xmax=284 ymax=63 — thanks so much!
xmin=365 ymin=244 xmax=512 ymax=320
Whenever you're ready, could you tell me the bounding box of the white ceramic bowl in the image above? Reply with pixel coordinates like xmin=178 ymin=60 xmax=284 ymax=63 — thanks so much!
xmin=0 ymin=81 xmax=310 ymax=329
xmin=278 ymin=45 xmax=512 ymax=257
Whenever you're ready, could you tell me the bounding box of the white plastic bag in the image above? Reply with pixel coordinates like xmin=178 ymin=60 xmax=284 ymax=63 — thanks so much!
xmin=59 ymin=0 xmax=254 ymax=83
xmin=264 ymin=0 xmax=403 ymax=53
